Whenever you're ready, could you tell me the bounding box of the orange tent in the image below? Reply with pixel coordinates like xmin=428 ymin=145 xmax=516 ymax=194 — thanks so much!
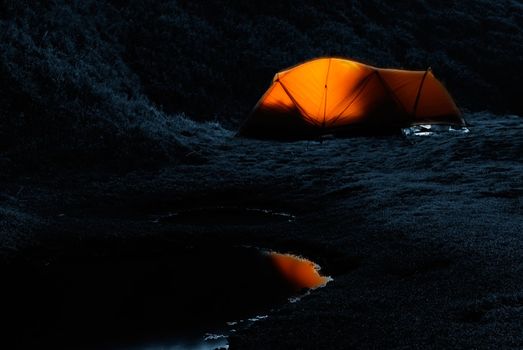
xmin=239 ymin=57 xmax=465 ymax=139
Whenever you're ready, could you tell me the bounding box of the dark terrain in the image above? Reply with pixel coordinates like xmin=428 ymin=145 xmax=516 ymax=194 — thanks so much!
xmin=1 ymin=1 xmax=522 ymax=349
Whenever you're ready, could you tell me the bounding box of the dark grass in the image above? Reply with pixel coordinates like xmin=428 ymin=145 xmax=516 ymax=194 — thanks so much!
xmin=1 ymin=0 xmax=522 ymax=170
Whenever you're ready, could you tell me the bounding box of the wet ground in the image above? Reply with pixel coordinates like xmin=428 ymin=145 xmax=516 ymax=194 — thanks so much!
xmin=2 ymin=239 xmax=328 ymax=349
xmin=1 ymin=112 xmax=522 ymax=349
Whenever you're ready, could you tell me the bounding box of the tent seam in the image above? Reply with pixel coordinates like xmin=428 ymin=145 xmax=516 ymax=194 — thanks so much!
xmin=323 ymin=58 xmax=332 ymax=127
xmin=277 ymin=79 xmax=319 ymax=126
xmin=374 ymin=70 xmax=409 ymax=118
xmin=412 ymin=69 xmax=430 ymax=117
xmin=328 ymin=71 xmax=376 ymax=126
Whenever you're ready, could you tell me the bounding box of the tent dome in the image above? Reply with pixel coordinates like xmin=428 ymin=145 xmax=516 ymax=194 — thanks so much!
xmin=239 ymin=57 xmax=464 ymax=139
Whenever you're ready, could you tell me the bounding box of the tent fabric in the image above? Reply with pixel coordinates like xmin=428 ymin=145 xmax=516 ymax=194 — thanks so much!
xmin=239 ymin=58 xmax=464 ymax=139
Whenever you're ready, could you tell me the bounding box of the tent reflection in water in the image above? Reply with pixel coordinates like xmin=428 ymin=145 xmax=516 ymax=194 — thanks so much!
xmin=239 ymin=57 xmax=465 ymax=139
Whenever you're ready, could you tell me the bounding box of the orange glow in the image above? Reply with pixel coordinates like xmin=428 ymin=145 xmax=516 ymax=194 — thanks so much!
xmin=277 ymin=58 xmax=377 ymax=126
xmin=268 ymin=252 xmax=330 ymax=291
xmin=259 ymin=81 xmax=296 ymax=113
xmin=240 ymin=57 xmax=464 ymax=138
xmin=322 ymin=58 xmax=374 ymax=123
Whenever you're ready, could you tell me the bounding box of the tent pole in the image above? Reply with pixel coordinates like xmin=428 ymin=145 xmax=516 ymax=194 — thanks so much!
xmin=412 ymin=68 xmax=431 ymax=117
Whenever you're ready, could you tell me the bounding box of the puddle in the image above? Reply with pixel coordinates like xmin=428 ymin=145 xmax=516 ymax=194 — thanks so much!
xmin=131 ymin=250 xmax=331 ymax=350
xmin=269 ymin=252 xmax=331 ymax=291
xmin=6 ymin=243 xmax=330 ymax=349
xmin=151 ymin=206 xmax=295 ymax=225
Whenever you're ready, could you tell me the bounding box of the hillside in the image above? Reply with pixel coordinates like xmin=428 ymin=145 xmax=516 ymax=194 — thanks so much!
xmin=1 ymin=0 xmax=522 ymax=169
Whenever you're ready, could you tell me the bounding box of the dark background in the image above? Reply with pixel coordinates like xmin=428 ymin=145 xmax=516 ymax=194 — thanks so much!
xmin=1 ymin=0 xmax=521 ymax=171
xmin=0 ymin=1 xmax=522 ymax=349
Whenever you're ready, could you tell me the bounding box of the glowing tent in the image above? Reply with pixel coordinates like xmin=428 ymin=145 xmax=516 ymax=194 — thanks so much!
xmin=239 ymin=58 xmax=465 ymax=139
